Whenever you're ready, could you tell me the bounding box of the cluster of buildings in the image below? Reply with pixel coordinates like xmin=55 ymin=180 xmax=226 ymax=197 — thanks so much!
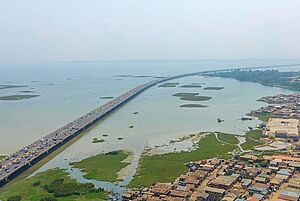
xmin=249 ymin=94 xmax=300 ymax=144
xmin=262 ymin=118 xmax=300 ymax=142
xmin=259 ymin=94 xmax=300 ymax=105
xmin=123 ymin=155 xmax=300 ymax=201
xmin=251 ymin=94 xmax=300 ymax=119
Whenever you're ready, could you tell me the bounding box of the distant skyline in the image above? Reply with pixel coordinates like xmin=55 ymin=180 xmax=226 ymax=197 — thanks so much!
xmin=0 ymin=0 xmax=300 ymax=63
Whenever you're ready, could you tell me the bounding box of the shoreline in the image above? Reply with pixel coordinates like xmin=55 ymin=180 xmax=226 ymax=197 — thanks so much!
xmin=0 ymin=121 xmax=101 ymax=193
xmin=116 ymin=151 xmax=134 ymax=182
xmin=2 ymin=65 xmax=292 ymax=194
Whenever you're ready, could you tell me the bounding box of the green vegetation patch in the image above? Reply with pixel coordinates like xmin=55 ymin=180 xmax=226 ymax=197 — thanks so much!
xmin=128 ymin=133 xmax=237 ymax=188
xmin=216 ymin=132 xmax=239 ymax=144
xmin=203 ymin=87 xmax=224 ymax=90
xmin=180 ymin=104 xmax=208 ymax=108
xmin=0 ymin=168 xmax=108 ymax=201
xmin=0 ymin=95 xmax=40 ymax=101
xmin=92 ymin=138 xmax=105 ymax=143
xmin=241 ymin=130 xmax=263 ymax=150
xmin=172 ymin=92 xmax=212 ymax=101
xmin=252 ymin=113 xmax=272 ymax=122
xmin=246 ymin=130 xmax=262 ymax=140
xmin=70 ymin=151 xmax=130 ymax=182
xmin=0 ymin=155 xmax=5 ymax=160
xmin=99 ymin=96 xmax=114 ymax=99
xmin=173 ymin=93 xmax=198 ymax=97
xmin=0 ymin=85 xmax=28 ymax=90
xmin=179 ymin=96 xmax=211 ymax=101
xmin=180 ymin=84 xmax=202 ymax=88
xmin=158 ymin=83 xmax=179 ymax=87
xmin=206 ymin=69 xmax=300 ymax=91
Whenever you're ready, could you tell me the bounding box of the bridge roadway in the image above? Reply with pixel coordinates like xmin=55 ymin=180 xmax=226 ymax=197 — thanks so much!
xmin=0 ymin=64 xmax=299 ymax=187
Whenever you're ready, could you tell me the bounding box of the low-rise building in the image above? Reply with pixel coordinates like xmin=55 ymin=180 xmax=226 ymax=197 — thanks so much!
xmin=204 ymin=186 xmax=225 ymax=200
xmin=208 ymin=175 xmax=237 ymax=190
xmin=248 ymin=183 xmax=270 ymax=195
xmin=264 ymin=118 xmax=300 ymax=141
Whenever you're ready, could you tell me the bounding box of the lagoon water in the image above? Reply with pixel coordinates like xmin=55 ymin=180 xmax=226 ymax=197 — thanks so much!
xmin=1 ymin=60 xmax=300 ymax=193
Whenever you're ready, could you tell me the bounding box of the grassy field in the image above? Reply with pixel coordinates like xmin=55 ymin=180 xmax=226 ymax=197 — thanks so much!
xmin=241 ymin=130 xmax=263 ymax=150
xmin=0 ymin=168 xmax=108 ymax=201
xmin=216 ymin=132 xmax=239 ymax=144
xmin=70 ymin=151 xmax=131 ymax=182
xmin=0 ymin=124 xmax=101 ymax=195
xmin=246 ymin=130 xmax=262 ymax=140
xmin=179 ymin=104 xmax=208 ymax=108
xmin=252 ymin=113 xmax=272 ymax=122
xmin=128 ymin=133 xmax=237 ymax=188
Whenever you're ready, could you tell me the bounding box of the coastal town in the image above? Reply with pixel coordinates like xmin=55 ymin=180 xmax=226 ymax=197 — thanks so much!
xmin=123 ymin=93 xmax=300 ymax=201
xmin=251 ymin=94 xmax=300 ymax=119
xmin=123 ymin=155 xmax=300 ymax=201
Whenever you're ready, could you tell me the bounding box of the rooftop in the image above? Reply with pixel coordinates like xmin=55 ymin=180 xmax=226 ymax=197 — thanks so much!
xmin=265 ymin=118 xmax=300 ymax=137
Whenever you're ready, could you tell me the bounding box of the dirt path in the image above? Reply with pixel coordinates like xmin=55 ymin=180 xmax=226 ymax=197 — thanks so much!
xmin=214 ymin=132 xmax=231 ymax=145
xmin=236 ymin=135 xmax=252 ymax=153
xmin=116 ymin=151 xmax=134 ymax=182
xmin=214 ymin=132 xmax=248 ymax=153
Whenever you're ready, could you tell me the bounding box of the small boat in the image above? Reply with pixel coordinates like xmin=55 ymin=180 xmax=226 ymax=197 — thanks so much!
xmin=241 ymin=117 xmax=253 ymax=121
xmin=217 ymin=118 xmax=224 ymax=123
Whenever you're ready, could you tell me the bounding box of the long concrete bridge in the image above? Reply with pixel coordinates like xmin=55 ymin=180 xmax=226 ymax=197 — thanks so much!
xmin=0 ymin=63 xmax=299 ymax=187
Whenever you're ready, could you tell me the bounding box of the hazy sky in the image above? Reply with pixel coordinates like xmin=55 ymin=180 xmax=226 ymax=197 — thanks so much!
xmin=0 ymin=0 xmax=300 ymax=62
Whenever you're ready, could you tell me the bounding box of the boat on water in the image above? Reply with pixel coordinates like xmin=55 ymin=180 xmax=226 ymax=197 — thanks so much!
xmin=241 ymin=117 xmax=253 ymax=121
xmin=217 ymin=118 xmax=224 ymax=123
